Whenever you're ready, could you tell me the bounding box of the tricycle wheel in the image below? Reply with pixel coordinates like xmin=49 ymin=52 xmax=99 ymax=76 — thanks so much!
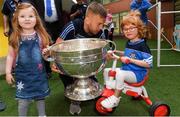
xmin=149 ymin=101 xmax=170 ymax=116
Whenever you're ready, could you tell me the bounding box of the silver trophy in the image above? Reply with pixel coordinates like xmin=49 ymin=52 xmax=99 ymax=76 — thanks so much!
xmin=45 ymin=38 xmax=115 ymax=101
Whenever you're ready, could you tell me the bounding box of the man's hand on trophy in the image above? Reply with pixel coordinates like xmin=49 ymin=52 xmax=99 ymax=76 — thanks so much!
xmin=51 ymin=63 xmax=64 ymax=74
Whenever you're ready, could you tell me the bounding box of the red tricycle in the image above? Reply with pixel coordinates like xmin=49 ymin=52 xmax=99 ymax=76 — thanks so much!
xmin=96 ymin=51 xmax=170 ymax=116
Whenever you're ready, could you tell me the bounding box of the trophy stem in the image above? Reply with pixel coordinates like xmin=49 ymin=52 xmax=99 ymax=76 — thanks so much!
xmin=64 ymin=78 xmax=103 ymax=101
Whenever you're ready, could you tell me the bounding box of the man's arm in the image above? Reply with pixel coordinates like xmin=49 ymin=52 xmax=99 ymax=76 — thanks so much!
xmin=130 ymin=1 xmax=137 ymax=10
xmin=55 ymin=37 xmax=64 ymax=44
xmin=70 ymin=5 xmax=81 ymax=20
xmin=2 ymin=1 xmax=10 ymax=37
xmin=70 ymin=10 xmax=81 ymax=20
xmin=58 ymin=21 xmax=75 ymax=40
xmin=3 ymin=15 xmax=9 ymax=37
xmin=138 ymin=1 xmax=152 ymax=12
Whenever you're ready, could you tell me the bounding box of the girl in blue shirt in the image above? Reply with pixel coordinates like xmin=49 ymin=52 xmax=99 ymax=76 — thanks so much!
xmin=101 ymin=11 xmax=153 ymax=109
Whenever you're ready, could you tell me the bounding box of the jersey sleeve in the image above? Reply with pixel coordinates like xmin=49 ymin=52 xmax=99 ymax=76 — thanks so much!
xmin=130 ymin=1 xmax=137 ymax=10
xmin=59 ymin=21 xmax=75 ymax=40
xmin=141 ymin=44 xmax=153 ymax=67
xmin=138 ymin=0 xmax=152 ymax=12
xmin=142 ymin=52 xmax=153 ymax=67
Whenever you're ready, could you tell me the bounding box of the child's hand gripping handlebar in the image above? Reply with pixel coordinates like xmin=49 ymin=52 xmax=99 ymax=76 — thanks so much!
xmin=107 ymin=50 xmax=130 ymax=65
xmin=105 ymin=50 xmax=131 ymax=89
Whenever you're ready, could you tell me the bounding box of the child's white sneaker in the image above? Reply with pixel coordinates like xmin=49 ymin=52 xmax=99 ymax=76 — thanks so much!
xmin=101 ymin=95 xmax=120 ymax=109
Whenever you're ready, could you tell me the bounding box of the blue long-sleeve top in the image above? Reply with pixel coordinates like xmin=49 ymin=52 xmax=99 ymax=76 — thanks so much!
xmin=130 ymin=0 xmax=152 ymax=24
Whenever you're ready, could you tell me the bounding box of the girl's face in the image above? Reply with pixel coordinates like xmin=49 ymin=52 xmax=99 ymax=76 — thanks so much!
xmin=18 ymin=7 xmax=36 ymax=32
xmin=122 ymin=24 xmax=139 ymax=40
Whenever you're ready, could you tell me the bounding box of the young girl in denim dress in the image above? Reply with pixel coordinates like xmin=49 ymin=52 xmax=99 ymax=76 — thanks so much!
xmin=5 ymin=3 xmax=50 ymax=116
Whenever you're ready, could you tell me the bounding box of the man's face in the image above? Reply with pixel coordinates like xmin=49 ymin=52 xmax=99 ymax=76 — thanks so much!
xmin=86 ymin=14 xmax=105 ymax=35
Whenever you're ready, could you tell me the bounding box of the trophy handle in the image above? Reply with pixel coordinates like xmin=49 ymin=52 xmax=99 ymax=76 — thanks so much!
xmin=96 ymin=40 xmax=116 ymax=73
xmin=42 ymin=45 xmax=55 ymax=62
xmin=91 ymin=39 xmax=116 ymax=50
xmin=105 ymin=39 xmax=116 ymax=50
xmin=96 ymin=62 xmax=106 ymax=74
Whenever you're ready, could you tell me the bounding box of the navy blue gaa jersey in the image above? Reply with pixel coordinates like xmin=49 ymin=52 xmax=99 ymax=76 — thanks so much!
xmin=121 ymin=39 xmax=153 ymax=82
xmin=59 ymin=18 xmax=105 ymax=40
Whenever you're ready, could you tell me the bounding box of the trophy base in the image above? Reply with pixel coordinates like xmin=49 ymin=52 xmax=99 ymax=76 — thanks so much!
xmin=64 ymin=78 xmax=103 ymax=101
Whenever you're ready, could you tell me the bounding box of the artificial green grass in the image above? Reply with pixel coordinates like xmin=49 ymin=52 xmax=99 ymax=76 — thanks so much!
xmin=0 ymin=38 xmax=180 ymax=116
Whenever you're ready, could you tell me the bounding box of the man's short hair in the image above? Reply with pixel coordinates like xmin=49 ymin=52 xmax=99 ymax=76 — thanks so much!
xmin=86 ymin=2 xmax=107 ymax=18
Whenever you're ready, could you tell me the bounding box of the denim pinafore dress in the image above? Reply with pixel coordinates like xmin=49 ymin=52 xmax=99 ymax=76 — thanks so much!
xmin=14 ymin=32 xmax=50 ymax=100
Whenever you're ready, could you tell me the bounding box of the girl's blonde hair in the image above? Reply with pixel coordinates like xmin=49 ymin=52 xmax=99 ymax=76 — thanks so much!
xmin=121 ymin=10 xmax=150 ymax=39
xmin=9 ymin=2 xmax=50 ymax=52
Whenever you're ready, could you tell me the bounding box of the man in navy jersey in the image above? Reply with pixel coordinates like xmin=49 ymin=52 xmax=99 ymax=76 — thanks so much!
xmin=56 ymin=2 xmax=106 ymax=43
xmin=53 ymin=2 xmax=107 ymax=115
